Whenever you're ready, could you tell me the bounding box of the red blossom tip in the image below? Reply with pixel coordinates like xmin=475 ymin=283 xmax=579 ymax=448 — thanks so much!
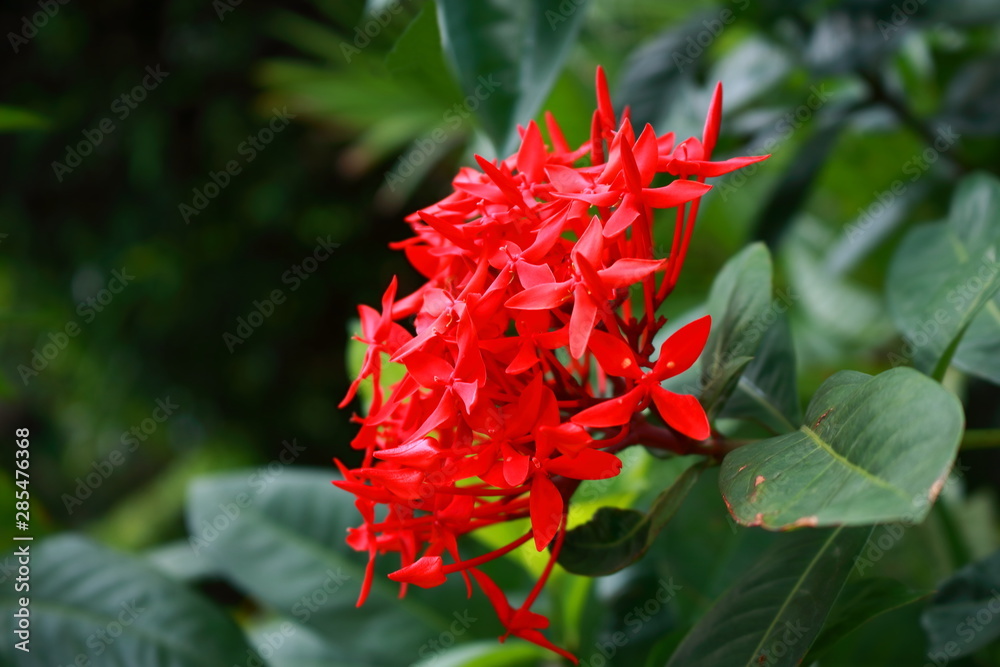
xmin=389 ymin=557 xmax=447 ymax=588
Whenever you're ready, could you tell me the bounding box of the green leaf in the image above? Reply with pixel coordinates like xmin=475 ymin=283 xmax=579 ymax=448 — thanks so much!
xmin=412 ymin=640 xmax=549 ymax=667
xmin=245 ymin=620 xmax=361 ymax=667
xmin=720 ymin=368 xmax=963 ymax=529
xmin=701 ymin=242 xmax=774 ymax=416
xmin=886 ymin=172 xmax=1000 ymax=384
xmin=0 ymin=534 xmax=254 ymax=667
xmin=559 ymin=459 xmax=703 ymax=576
xmin=922 ymin=548 xmax=1000 ymax=659
xmin=665 ymin=526 xmax=873 ymax=667
xmin=806 ymin=577 xmax=930 ymax=662
xmin=718 ymin=310 xmax=801 ymax=433
xmin=185 ymin=468 xmax=493 ymax=664
xmin=435 ymin=0 xmax=588 ymax=155
xmin=0 ymin=105 xmax=48 ymax=132
xmin=385 ymin=1 xmax=463 ymax=103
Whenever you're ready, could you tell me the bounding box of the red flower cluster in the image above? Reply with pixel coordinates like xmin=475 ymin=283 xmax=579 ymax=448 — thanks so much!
xmin=336 ymin=67 xmax=767 ymax=661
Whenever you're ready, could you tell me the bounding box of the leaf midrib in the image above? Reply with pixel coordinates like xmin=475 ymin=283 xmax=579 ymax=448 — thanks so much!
xmin=743 ymin=528 xmax=841 ymax=666
xmin=799 ymin=425 xmax=911 ymax=503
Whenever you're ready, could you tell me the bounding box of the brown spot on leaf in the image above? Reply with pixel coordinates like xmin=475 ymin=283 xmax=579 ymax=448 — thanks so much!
xmin=812 ymin=408 xmax=834 ymax=429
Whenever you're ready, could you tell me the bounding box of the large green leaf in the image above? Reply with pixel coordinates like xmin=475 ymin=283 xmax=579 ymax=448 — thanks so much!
xmin=922 ymin=548 xmax=1000 ymax=660
xmin=700 ymin=242 xmax=774 ymax=416
xmin=718 ymin=310 xmax=801 ymax=433
xmin=385 ymin=1 xmax=463 ymax=104
xmin=886 ymin=172 xmax=1000 ymax=383
xmin=720 ymin=368 xmax=963 ymax=529
xmin=805 ymin=577 xmax=930 ymax=661
xmin=245 ymin=620 xmax=361 ymax=667
xmin=435 ymin=0 xmax=588 ymax=155
xmin=665 ymin=527 xmax=872 ymax=667
xmin=185 ymin=468 xmax=494 ymax=665
xmin=0 ymin=534 xmax=253 ymax=667
xmin=558 ymin=459 xmax=703 ymax=576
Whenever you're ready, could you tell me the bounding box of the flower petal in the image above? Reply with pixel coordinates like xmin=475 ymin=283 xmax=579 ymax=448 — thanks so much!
xmin=571 ymin=387 xmax=644 ymax=428
xmin=568 ymin=284 xmax=598 ymax=359
xmin=587 ymin=329 xmax=642 ymax=379
xmin=599 ymin=258 xmax=668 ymax=289
xmin=650 ymin=385 xmax=710 ymax=440
xmin=652 ymin=314 xmax=711 ymax=379
xmin=505 ymin=281 xmax=572 ymax=310
xmin=545 ymin=449 xmax=622 ymax=480
xmin=641 ymin=179 xmax=712 ymax=209
xmin=389 ymin=556 xmax=447 ymax=588
xmin=529 ymin=475 xmax=563 ymax=551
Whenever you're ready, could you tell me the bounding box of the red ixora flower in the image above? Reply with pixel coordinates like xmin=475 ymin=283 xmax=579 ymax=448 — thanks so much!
xmin=335 ymin=67 xmax=768 ymax=662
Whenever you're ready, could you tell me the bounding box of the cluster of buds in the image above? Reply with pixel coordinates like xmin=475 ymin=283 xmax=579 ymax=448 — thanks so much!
xmin=336 ymin=67 xmax=767 ymax=661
